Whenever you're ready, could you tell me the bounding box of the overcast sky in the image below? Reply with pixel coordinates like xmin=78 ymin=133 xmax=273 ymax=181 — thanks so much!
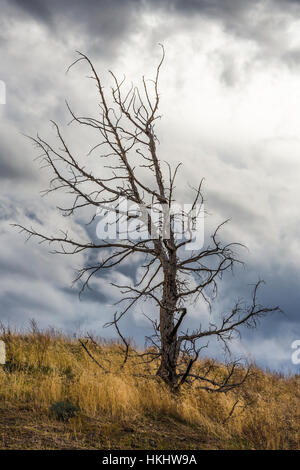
xmin=1 ymin=0 xmax=300 ymax=372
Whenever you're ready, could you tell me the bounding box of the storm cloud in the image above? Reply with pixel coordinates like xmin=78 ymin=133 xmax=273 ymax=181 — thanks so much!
xmin=1 ymin=0 xmax=300 ymax=372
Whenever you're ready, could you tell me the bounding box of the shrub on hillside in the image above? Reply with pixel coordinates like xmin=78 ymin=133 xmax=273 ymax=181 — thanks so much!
xmin=49 ymin=400 xmax=80 ymax=421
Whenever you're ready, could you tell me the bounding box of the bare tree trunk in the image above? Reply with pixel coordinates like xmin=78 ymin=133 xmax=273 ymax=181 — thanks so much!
xmin=157 ymin=309 xmax=178 ymax=388
xmin=157 ymin=262 xmax=179 ymax=389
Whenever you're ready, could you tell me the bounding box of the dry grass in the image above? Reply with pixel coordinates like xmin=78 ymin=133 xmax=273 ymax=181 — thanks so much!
xmin=0 ymin=323 xmax=299 ymax=450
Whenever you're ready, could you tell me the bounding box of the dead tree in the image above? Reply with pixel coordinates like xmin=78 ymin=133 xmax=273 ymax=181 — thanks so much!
xmin=15 ymin=47 xmax=280 ymax=392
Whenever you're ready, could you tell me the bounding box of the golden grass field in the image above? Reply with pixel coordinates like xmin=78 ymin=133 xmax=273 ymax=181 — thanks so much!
xmin=0 ymin=323 xmax=299 ymax=450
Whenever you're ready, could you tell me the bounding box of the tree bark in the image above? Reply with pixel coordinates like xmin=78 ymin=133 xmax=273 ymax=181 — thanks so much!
xmin=157 ymin=262 xmax=179 ymax=389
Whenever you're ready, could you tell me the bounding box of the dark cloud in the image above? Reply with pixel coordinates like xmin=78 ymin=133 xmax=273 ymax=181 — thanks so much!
xmin=12 ymin=0 xmax=51 ymax=22
xmin=59 ymin=285 xmax=108 ymax=304
xmin=8 ymin=0 xmax=141 ymax=56
xmin=0 ymin=155 xmax=24 ymax=180
xmin=152 ymin=0 xmax=259 ymax=17
xmin=9 ymin=0 xmax=251 ymax=22
xmin=7 ymin=0 xmax=300 ymax=41
xmin=4 ymin=0 xmax=279 ymax=53
xmin=0 ymin=149 xmax=33 ymax=180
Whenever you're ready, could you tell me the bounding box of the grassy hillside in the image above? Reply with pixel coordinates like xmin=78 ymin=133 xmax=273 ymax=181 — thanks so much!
xmin=0 ymin=324 xmax=299 ymax=450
